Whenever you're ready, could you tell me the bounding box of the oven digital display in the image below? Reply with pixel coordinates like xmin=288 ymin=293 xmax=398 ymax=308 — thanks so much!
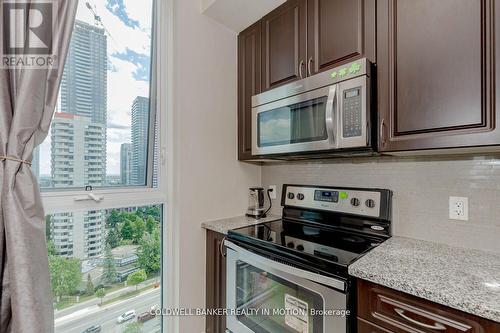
xmin=314 ymin=190 xmax=339 ymax=203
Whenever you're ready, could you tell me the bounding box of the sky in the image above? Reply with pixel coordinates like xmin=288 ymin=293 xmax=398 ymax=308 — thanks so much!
xmin=38 ymin=0 xmax=153 ymax=176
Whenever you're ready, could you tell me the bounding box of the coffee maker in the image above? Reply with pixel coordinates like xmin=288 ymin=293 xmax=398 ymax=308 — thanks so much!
xmin=246 ymin=187 xmax=267 ymax=219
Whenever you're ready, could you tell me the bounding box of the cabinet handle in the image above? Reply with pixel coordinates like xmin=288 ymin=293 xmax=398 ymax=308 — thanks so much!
xmin=380 ymin=119 xmax=387 ymax=147
xmin=307 ymin=57 xmax=313 ymax=76
xmin=299 ymin=60 xmax=304 ymax=78
xmin=219 ymin=236 xmax=227 ymax=257
xmin=394 ymin=308 xmax=446 ymax=331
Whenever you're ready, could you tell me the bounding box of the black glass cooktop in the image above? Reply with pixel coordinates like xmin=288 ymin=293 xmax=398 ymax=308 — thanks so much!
xmin=228 ymin=218 xmax=387 ymax=279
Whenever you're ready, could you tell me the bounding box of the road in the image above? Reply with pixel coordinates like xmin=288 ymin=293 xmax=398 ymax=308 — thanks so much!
xmin=55 ymin=278 xmax=160 ymax=320
xmin=55 ymin=288 xmax=161 ymax=333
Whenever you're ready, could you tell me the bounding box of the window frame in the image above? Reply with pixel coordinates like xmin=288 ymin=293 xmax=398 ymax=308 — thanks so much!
xmin=41 ymin=0 xmax=167 ymax=215
xmin=40 ymin=0 xmax=177 ymax=331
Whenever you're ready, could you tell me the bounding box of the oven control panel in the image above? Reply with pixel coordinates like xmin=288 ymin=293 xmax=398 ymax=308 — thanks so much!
xmin=284 ymin=185 xmax=386 ymax=218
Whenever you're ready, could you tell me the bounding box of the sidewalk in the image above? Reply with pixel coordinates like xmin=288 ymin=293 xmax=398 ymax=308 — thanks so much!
xmin=54 ymin=277 xmax=159 ymax=319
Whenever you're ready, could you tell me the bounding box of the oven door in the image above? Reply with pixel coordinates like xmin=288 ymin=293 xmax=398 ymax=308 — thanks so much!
xmin=252 ymin=85 xmax=337 ymax=156
xmin=225 ymin=241 xmax=347 ymax=333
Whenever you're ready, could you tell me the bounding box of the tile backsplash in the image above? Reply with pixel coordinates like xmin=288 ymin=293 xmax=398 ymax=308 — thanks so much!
xmin=261 ymin=155 xmax=500 ymax=254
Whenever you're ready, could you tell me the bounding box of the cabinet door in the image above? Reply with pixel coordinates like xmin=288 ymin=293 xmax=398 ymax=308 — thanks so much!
xmin=307 ymin=0 xmax=376 ymax=75
xmin=262 ymin=0 xmax=307 ymax=91
xmin=378 ymin=0 xmax=500 ymax=152
xmin=205 ymin=231 xmax=227 ymax=333
xmin=238 ymin=22 xmax=262 ymax=160
xmin=357 ymin=279 xmax=500 ymax=333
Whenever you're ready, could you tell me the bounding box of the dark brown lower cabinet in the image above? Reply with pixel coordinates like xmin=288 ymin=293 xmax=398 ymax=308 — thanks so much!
xmin=205 ymin=230 xmax=227 ymax=333
xmin=357 ymin=279 xmax=500 ymax=333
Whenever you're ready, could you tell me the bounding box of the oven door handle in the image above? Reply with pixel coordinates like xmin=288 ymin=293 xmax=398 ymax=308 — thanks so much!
xmin=225 ymin=240 xmax=346 ymax=292
xmin=325 ymin=84 xmax=338 ymax=148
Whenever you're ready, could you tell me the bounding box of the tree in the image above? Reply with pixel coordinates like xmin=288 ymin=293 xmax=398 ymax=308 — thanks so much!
xmin=137 ymin=206 xmax=160 ymax=222
xmin=106 ymin=210 xmax=125 ymax=248
xmin=106 ymin=227 xmax=121 ymax=248
xmin=131 ymin=216 xmax=146 ymax=244
xmin=101 ymin=245 xmax=118 ymax=285
xmin=86 ymin=274 xmax=94 ymax=295
xmin=49 ymin=256 xmax=82 ymax=301
xmin=137 ymin=228 xmax=161 ymax=275
xmin=46 ymin=240 xmax=57 ymax=256
xmin=106 ymin=209 xmax=122 ymax=228
xmin=123 ymin=322 xmax=143 ymax=333
xmin=145 ymin=215 xmax=157 ymax=234
xmin=95 ymin=288 xmax=106 ymax=305
xmin=127 ymin=269 xmax=147 ymax=290
xmin=121 ymin=219 xmax=134 ymax=240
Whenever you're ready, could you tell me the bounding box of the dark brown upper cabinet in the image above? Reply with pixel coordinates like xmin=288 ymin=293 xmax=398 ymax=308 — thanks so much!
xmin=262 ymin=0 xmax=307 ymax=91
xmin=238 ymin=22 xmax=262 ymax=160
xmin=307 ymin=0 xmax=376 ymax=75
xmin=377 ymin=0 xmax=500 ymax=152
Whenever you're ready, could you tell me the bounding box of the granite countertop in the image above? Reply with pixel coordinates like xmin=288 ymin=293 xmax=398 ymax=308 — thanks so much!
xmin=202 ymin=214 xmax=281 ymax=235
xmin=349 ymin=236 xmax=500 ymax=323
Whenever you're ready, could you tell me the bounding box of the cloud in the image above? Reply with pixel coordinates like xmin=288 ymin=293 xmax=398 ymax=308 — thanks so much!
xmin=112 ymin=48 xmax=151 ymax=82
xmin=108 ymin=121 xmax=129 ymax=130
xmin=105 ymin=0 xmax=140 ymax=29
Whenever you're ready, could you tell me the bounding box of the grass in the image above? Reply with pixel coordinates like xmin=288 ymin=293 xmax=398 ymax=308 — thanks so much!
xmin=54 ymin=282 xmax=127 ymax=310
xmin=100 ymin=284 xmax=157 ymax=307
xmin=55 ymin=294 xmax=95 ymax=310
xmin=54 ymin=276 xmax=160 ymax=311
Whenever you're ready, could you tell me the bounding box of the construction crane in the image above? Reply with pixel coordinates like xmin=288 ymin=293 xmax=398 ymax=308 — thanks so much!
xmin=85 ymin=1 xmax=114 ymax=40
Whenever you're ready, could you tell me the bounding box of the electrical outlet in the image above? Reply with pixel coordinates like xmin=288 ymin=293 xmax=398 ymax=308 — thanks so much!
xmin=449 ymin=196 xmax=469 ymax=221
xmin=269 ymin=185 xmax=277 ymax=199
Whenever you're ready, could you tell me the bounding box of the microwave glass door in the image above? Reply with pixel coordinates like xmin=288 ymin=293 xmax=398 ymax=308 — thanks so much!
xmin=235 ymin=260 xmax=323 ymax=333
xmin=257 ymin=96 xmax=328 ymax=148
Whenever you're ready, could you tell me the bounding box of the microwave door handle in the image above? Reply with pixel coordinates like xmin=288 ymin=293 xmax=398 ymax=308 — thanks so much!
xmin=325 ymin=85 xmax=337 ymax=147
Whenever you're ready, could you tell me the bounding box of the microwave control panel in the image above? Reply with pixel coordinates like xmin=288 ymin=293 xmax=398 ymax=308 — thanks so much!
xmin=342 ymin=87 xmax=362 ymax=138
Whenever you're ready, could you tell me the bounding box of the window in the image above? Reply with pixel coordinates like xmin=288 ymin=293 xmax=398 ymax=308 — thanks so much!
xmin=50 ymin=205 xmax=162 ymax=333
xmin=34 ymin=1 xmax=167 ymax=332
xmin=34 ymin=0 xmax=157 ymax=189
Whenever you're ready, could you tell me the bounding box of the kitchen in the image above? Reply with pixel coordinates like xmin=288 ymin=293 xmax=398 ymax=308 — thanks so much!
xmin=1 ymin=0 xmax=499 ymax=333
xmin=200 ymin=0 xmax=500 ymax=332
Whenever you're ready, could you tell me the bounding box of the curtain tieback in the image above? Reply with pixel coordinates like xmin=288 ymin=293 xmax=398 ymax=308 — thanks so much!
xmin=0 ymin=156 xmax=32 ymax=166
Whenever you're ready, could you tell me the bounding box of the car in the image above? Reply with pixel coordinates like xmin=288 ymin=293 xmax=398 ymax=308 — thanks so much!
xmin=81 ymin=325 xmax=101 ymax=333
xmin=137 ymin=311 xmax=155 ymax=323
xmin=116 ymin=310 xmax=136 ymax=324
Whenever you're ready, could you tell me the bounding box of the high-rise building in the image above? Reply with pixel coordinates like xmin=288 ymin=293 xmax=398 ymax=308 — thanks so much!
xmin=60 ymin=20 xmax=107 ymax=124
xmin=131 ymin=97 xmax=150 ymax=185
xmin=50 ymin=113 xmax=106 ymax=258
xmin=51 ymin=113 xmax=106 ymax=187
xmin=120 ymin=143 xmax=132 ymax=185
xmin=50 ymin=20 xmax=108 ymax=259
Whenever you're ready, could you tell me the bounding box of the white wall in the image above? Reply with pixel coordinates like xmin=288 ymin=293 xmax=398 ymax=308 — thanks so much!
xmin=172 ymin=0 xmax=261 ymax=332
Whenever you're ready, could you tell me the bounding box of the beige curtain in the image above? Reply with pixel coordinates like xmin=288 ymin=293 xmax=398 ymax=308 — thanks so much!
xmin=0 ymin=1 xmax=77 ymax=332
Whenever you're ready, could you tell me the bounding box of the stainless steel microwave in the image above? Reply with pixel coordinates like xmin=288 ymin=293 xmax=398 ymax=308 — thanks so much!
xmin=252 ymin=58 xmax=372 ymax=157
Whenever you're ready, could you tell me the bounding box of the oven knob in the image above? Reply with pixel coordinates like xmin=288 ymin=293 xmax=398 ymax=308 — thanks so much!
xmin=365 ymin=199 xmax=376 ymax=208
xmin=287 ymin=192 xmax=295 ymax=200
xmin=297 ymin=193 xmax=305 ymax=200
xmin=286 ymin=242 xmax=295 ymax=249
xmin=296 ymin=244 xmax=305 ymax=252
xmin=350 ymin=198 xmax=360 ymax=206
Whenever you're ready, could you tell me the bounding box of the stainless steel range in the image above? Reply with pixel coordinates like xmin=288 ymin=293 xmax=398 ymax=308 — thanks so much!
xmin=225 ymin=184 xmax=392 ymax=333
